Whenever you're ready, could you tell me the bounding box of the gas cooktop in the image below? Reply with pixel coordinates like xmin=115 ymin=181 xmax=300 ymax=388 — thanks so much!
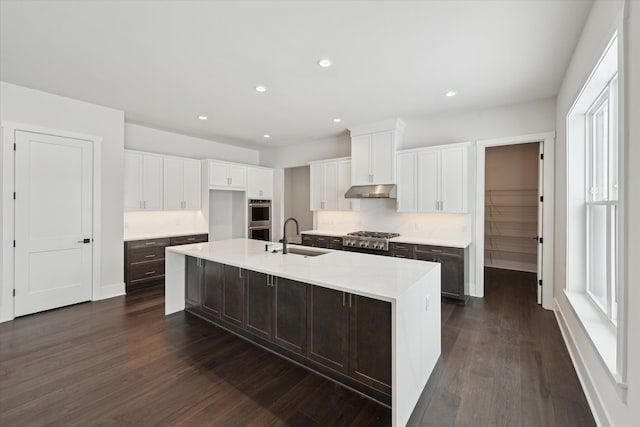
xmin=342 ymin=231 xmax=400 ymax=251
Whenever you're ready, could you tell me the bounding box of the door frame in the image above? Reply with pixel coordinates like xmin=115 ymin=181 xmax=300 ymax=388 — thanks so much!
xmin=474 ymin=132 xmax=555 ymax=310
xmin=1 ymin=121 xmax=102 ymax=322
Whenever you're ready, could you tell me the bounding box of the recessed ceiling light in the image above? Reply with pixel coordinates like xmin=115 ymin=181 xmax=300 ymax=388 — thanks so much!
xmin=318 ymin=59 xmax=332 ymax=68
xmin=445 ymin=90 xmax=457 ymax=97
xmin=263 ymin=134 xmax=271 ymax=139
xmin=197 ymin=115 xmax=208 ymax=120
xmin=255 ymin=85 xmax=267 ymax=92
xmin=333 ymin=118 xmax=342 ymax=123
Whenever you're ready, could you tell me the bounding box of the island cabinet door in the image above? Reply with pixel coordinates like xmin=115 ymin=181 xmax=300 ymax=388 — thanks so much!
xmin=245 ymin=270 xmax=273 ymax=340
xmin=222 ymin=265 xmax=245 ymax=328
xmin=439 ymin=254 xmax=464 ymax=299
xmin=202 ymin=260 xmax=223 ymax=318
xmin=307 ymin=286 xmax=350 ymax=374
xmin=349 ymin=295 xmax=392 ymax=395
xmin=273 ymin=277 xmax=307 ymax=354
xmin=185 ymin=256 xmax=202 ymax=308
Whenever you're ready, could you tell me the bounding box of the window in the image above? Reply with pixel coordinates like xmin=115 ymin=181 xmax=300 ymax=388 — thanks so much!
xmin=585 ymin=75 xmax=618 ymax=324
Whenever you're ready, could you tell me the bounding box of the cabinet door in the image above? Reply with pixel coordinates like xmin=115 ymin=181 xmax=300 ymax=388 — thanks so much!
xmin=163 ymin=157 xmax=183 ymax=210
xmin=323 ymin=162 xmax=339 ymax=211
xmin=351 ymin=135 xmax=371 ymax=185
xmin=228 ymin=164 xmax=247 ymax=188
xmin=337 ymin=161 xmax=358 ymax=211
xmin=247 ymin=167 xmax=274 ymax=199
xmin=440 ymin=146 xmax=468 ymax=213
xmin=308 ymin=286 xmax=350 ymax=374
xmin=202 ymin=260 xmax=222 ymax=318
xmin=273 ymin=277 xmax=307 ymax=354
xmin=371 ymin=131 xmax=394 ymax=184
xmin=396 ymin=152 xmax=417 ymax=212
xmin=309 ymin=164 xmax=324 ymax=211
xmin=245 ymin=270 xmax=273 ymax=340
xmin=183 ymin=159 xmax=202 ymax=210
xmin=185 ymin=256 xmax=202 ymax=308
xmin=349 ymin=295 xmax=392 ymax=395
xmin=418 ymin=150 xmax=440 ymax=213
xmin=142 ymin=155 xmax=163 ymax=210
xmin=439 ymin=254 xmax=464 ymax=298
xmin=209 ymin=162 xmax=229 ymax=187
xmin=124 ymin=152 xmax=142 ymax=210
xmin=222 ymin=265 xmax=245 ymax=327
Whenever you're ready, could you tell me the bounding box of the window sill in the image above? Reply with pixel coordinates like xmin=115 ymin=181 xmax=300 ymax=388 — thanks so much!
xmin=563 ymin=290 xmax=627 ymax=397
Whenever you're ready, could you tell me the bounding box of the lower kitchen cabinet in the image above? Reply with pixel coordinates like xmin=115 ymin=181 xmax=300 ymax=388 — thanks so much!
xmin=414 ymin=244 xmax=468 ymax=303
xmin=349 ymin=295 xmax=392 ymax=395
xmin=125 ymin=233 xmax=208 ymax=292
xmin=245 ymin=270 xmax=273 ymax=340
xmin=301 ymin=234 xmax=343 ymax=250
xmin=184 ymin=261 xmax=392 ymax=404
xmin=273 ymin=277 xmax=308 ymax=354
xmin=202 ymin=260 xmax=223 ymax=318
xmin=308 ymin=285 xmax=350 ymax=374
xmin=222 ymin=265 xmax=245 ymax=327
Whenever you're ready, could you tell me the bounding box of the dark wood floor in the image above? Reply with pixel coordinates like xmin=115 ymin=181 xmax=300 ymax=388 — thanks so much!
xmin=0 ymin=268 xmax=594 ymax=426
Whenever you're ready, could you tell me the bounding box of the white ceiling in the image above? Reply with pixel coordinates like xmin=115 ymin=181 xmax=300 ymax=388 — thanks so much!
xmin=0 ymin=0 xmax=592 ymax=148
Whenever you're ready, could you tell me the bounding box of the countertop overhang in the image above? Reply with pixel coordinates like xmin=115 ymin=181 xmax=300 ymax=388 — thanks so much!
xmin=166 ymin=238 xmax=440 ymax=302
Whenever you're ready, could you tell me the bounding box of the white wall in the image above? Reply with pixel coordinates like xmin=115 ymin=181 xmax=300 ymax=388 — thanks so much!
xmin=0 ymin=81 xmax=125 ymax=315
xmin=284 ymin=166 xmax=313 ymax=233
xmin=401 ymin=97 xmax=556 ymax=149
xmin=553 ymin=1 xmax=639 ymax=425
xmin=125 ymin=123 xmax=260 ymax=164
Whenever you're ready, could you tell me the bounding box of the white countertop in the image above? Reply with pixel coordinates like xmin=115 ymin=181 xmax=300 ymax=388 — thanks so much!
xmin=124 ymin=229 xmax=208 ymax=242
xmin=300 ymin=229 xmax=470 ymax=248
xmin=167 ymin=238 xmax=439 ymax=302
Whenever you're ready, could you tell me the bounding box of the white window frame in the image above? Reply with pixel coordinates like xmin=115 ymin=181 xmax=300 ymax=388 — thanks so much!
xmin=584 ymin=76 xmax=618 ymax=326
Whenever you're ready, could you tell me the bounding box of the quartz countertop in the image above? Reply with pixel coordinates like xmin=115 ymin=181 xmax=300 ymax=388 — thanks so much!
xmin=167 ymin=238 xmax=439 ymax=302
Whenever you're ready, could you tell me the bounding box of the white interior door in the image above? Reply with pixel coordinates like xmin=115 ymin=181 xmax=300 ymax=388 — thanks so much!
xmin=14 ymin=131 xmax=93 ymax=316
xmin=537 ymin=143 xmax=544 ymax=304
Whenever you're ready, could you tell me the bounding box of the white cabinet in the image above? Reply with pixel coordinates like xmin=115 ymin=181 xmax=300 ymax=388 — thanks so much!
xmin=163 ymin=157 xmax=201 ymax=210
xmin=209 ymin=161 xmax=247 ymax=189
xmin=350 ymin=131 xmax=395 ymax=185
xmin=349 ymin=119 xmax=405 ymax=186
xmin=247 ymin=166 xmax=274 ymax=199
xmin=124 ymin=152 xmax=163 ymax=211
xmin=396 ymin=152 xmax=418 ymax=212
xmin=310 ymin=158 xmax=358 ymax=211
xmin=397 ymin=143 xmax=469 ymax=213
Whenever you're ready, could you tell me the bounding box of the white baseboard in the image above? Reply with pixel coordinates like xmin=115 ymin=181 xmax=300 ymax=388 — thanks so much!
xmin=95 ymin=282 xmax=126 ymax=300
xmin=554 ymin=299 xmax=609 ymax=427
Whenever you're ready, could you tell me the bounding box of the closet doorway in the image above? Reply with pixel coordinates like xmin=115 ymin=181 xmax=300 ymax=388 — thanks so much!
xmin=475 ymin=132 xmax=555 ymax=309
xmin=484 ymin=142 xmax=541 ymax=302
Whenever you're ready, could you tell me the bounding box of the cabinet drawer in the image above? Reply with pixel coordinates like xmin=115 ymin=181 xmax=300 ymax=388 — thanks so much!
xmin=301 ymin=235 xmax=315 ymax=246
xmin=170 ymin=234 xmax=208 ymax=246
xmin=328 ymin=237 xmax=343 ymax=250
xmin=126 ymin=238 xmax=170 ymax=250
xmin=127 ymin=245 xmax=166 ymax=264
xmin=414 ymin=244 xmax=463 ymax=257
xmin=128 ymin=260 xmax=165 ymax=282
xmin=389 ymin=242 xmax=413 ymax=258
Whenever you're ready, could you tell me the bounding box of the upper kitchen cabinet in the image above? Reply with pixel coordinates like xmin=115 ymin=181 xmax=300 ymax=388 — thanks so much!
xmin=309 ymin=158 xmax=358 ymax=211
xmin=163 ymin=157 xmax=201 ymax=210
xmin=124 ymin=151 xmax=163 ymax=211
xmin=209 ymin=160 xmax=247 ymax=190
xmin=396 ymin=142 xmax=470 ymax=213
xmin=247 ymin=166 xmax=274 ymax=199
xmin=349 ymin=119 xmax=405 ymax=186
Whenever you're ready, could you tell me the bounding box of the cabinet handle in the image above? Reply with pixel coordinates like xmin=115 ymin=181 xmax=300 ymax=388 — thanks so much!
xmin=230 ymin=177 xmax=233 ymax=185
xmin=239 ymin=268 xmax=243 ymax=279
xmin=349 ymin=294 xmax=352 ymax=308
xmin=145 ymin=254 xmax=156 ymax=258
xmin=431 ymin=249 xmax=442 ymax=253
xmin=187 ymin=237 xmax=195 ymax=241
xmin=145 ymin=271 xmax=156 ymax=275
xmin=440 ymin=201 xmax=444 ymax=211
xmin=342 ymin=292 xmax=346 ymax=306
xmin=145 ymin=242 xmax=156 ymax=245
xmin=139 ymin=200 xmax=143 ymax=209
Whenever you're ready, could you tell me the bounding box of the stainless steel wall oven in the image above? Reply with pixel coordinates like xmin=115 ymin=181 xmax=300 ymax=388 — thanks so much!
xmin=248 ymin=199 xmax=271 ymax=241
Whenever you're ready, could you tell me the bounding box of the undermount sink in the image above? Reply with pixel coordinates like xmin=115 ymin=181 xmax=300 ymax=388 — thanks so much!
xmin=280 ymin=247 xmax=329 ymax=257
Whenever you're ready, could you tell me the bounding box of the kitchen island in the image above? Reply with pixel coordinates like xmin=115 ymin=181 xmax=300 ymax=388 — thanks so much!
xmin=165 ymin=239 xmax=441 ymax=427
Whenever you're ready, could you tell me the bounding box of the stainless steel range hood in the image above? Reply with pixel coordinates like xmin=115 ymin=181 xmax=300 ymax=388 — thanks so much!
xmin=344 ymin=184 xmax=397 ymax=199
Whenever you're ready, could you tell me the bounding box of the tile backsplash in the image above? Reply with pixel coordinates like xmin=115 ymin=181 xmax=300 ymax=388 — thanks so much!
xmin=315 ymin=199 xmax=471 ymax=240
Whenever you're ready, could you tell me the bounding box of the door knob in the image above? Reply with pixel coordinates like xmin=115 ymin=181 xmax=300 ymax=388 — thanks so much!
xmin=77 ymin=238 xmax=91 ymax=244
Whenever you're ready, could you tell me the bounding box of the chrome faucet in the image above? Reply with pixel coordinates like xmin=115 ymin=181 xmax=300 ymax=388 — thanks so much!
xmin=282 ymin=217 xmax=299 ymax=255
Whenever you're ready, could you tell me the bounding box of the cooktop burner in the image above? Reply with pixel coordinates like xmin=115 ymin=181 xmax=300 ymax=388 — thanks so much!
xmin=346 ymin=231 xmax=401 ymax=239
